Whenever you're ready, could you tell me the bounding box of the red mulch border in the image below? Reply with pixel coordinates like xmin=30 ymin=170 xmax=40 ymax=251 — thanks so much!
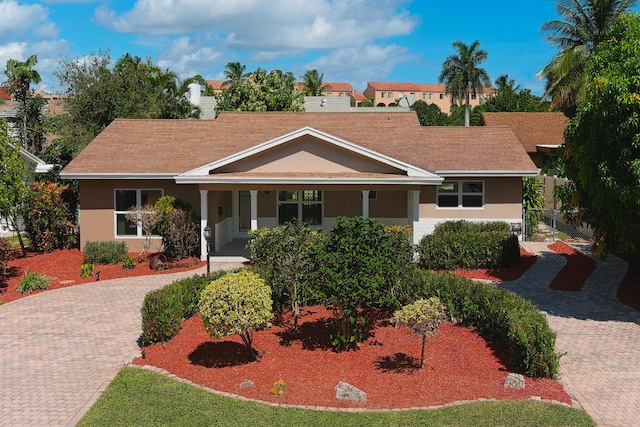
xmin=452 ymin=247 xmax=537 ymax=282
xmin=133 ymin=306 xmax=571 ymax=410
xmin=0 ymin=248 xmax=204 ymax=304
xmin=548 ymin=242 xmax=596 ymax=292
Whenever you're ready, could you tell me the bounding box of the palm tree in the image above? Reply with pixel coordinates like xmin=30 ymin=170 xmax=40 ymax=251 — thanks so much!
xmin=3 ymin=54 xmax=41 ymax=104
xmin=538 ymin=0 xmax=638 ymax=113
xmin=300 ymin=69 xmax=331 ymax=96
xmin=438 ymin=40 xmax=491 ymax=126
xmin=223 ymin=62 xmax=247 ymax=87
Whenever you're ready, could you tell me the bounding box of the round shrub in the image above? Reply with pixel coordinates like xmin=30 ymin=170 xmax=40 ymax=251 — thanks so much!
xmin=198 ymin=270 xmax=273 ymax=360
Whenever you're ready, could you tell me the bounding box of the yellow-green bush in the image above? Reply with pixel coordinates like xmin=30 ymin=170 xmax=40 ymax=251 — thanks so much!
xmin=198 ymin=270 xmax=273 ymax=360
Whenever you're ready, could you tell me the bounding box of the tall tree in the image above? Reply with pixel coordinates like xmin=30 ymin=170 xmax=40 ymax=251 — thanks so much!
xmin=411 ymin=100 xmax=448 ymax=126
xmin=223 ymin=61 xmax=247 ymax=87
xmin=438 ymin=40 xmax=491 ymax=126
xmin=300 ymin=69 xmax=331 ymax=96
xmin=2 ymin=55 xmax=47 ymax=154
xmin=51 ymin=51 xmax=200 ymax=165
xmin=0 ymin=120 xmax=30 ymax=256
xmin=538 ymin=0 xmax=638 ymax=114
xmin=556 ymin=13 xmax=640 ymax=256
xmin=214 ymin=67 xmax=304 ymax=115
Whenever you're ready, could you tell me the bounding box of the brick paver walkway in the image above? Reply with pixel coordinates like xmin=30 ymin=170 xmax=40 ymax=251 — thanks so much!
xmin=502 ymin=242 xmax=640 ymax=427
xmin=0 ymin=263 xmax=242 ymax=427
xmin=0 ymin=246 xmax=638 ymax=426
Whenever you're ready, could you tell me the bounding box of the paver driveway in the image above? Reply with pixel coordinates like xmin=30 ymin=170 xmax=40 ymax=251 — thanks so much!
xmin=0 ymin=263 xmax=241 ymax=427
xmin=502 ymin=242 xmax=640 ymax=427
xmin=0 ymin=245 xmax=639 ymax=426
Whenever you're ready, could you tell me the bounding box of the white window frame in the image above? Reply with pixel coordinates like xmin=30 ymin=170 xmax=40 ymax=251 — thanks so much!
xmin=436 ymin=181 xmax=484 ymax=209
xmin=114 ymin=189 xmax=164 ymax=237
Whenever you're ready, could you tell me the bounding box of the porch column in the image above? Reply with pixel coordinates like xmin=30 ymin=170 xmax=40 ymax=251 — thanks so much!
xmin=200 ymin=190 xmax=209 ymax=261
xmin=411 ymin=190 xmax=421 ymax=245
xmin=361 ymin=190 xmax=370 ymax=218
xmin=250 ymin=190 xmax=258 ymax=230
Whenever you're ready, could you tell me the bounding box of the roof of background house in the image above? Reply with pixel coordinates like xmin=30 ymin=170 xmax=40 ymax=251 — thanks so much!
xmin=206 ymin=80 xmax=226 ymax=91
xmin=61 ymin=112 xmax=536 ymax=177
xmin=352 ymin=92 xmax=368 ymax=102
xmin=366 ymin=82 xmax=422 ymax=92
xmin=480 ymin=112 xmax=568 ymax=153
xmin=0 ymin=87 xmax=10 ymax=100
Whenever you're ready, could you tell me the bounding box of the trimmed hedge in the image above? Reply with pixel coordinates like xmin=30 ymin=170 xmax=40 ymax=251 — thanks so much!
xmin=83 ymin=241 xmax=128 ymax=265
xmin=418 ymin=220 xmax=520 ymax=270
xmin=409 ymin=270 xmax=559 ymax=379
xmin=141 ymin=270 xmax=231 ymax=344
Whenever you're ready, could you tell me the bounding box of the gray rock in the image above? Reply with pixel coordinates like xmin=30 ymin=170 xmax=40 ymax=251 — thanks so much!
xmin=334 ymin=381 xmax=367 ymax=402
xmin=503 ymin=373 xmax=526 ymax=389
xmin=240 ymin=380 xmax=254 ymax=388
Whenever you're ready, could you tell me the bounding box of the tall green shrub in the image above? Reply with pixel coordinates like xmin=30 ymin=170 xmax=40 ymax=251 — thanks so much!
xmin=154 ymin=196 xmax=199 ymax=259
xmin=317 ymin=216 xmax=417 ymax=350
xmin=198 ymin=270 xmax=273 ymax=360
xmin=21 ymin=181 xmax=74 ymax=252
xmin=248 ymin=221 xmax=324 ymax=329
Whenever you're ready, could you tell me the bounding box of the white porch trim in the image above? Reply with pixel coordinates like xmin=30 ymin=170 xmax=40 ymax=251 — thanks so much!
xmin=199 ymin=189 xmax=208 ymax=261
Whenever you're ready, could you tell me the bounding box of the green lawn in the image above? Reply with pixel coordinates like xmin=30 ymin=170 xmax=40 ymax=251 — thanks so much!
xmin=78 ymin=367 xmax=595 ymax=427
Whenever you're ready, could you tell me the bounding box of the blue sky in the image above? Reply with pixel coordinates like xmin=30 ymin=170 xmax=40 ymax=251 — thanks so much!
xmin=0 ymin=0 xmax=623 ymax=96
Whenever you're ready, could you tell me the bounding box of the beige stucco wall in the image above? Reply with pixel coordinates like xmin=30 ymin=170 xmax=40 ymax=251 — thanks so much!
xmin=78 ymin=180 xmax=201 ymax=252
xmin=217 ymin=136 xmax=401 ymax=174
xmin=419 ymin=177 xmax=522 ymax=219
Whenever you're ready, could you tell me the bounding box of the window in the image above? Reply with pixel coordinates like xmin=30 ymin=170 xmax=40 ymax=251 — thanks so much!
xmin=437 ymin=181 xmax=483 ymax=208
xmin=422 ymin=93 xmax=427 ymax=100
xmin=278 ymin=190 xmax=322 ymax=225
xmin=387 ymin=91 xmax=393 ymax=98
xmin=439 ymin=93 xmax=445 ymax=99
xmin=115 ymin=189 xmax=163 ymax=236
xmin=429 ymin=93 xmax=434 ymax=99
xmin=381 ymin=92 xmax=386 ymax=98
xmin=359 ymin=190 xmax=377 ymax=200
xmin=471 ymin=94 xmax=477 ymax=100
xmin=399 ymin=92 xmax=404 ymax=98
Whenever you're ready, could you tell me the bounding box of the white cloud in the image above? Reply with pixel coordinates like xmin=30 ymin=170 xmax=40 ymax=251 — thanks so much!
xmin=302 ymin=44 xmax=413 ymax=88
xmin=95 ymin=0 xmax=418 ymax=50
xmin=157 ymin=35 xmax=224 ymax=77
xmin=0 ymin=0 xmax=56 ymax=40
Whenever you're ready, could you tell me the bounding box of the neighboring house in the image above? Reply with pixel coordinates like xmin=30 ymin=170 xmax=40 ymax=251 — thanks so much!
xmin=480 ymin=112 xmax=569 ymax=169
xmin=60 ymin=112 xmax=537 ymax=260
xmin=0 ymin=140 xmax=55 ymax=232
xmin=363 ymin=82 xmax=493 ymax=113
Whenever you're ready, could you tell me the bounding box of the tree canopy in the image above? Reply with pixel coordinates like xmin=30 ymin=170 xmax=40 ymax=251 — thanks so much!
xmin=214 ymin=67 xmax=304 ymax=116
xmin=480 ymin=75 xmax=551 ymax=113
xmin=438 ymin=40 xmax=491 ymax=126
xmin=538 ymin=0 xmax=638 ymax=114
xmin=50 ymin=51 xmax=201 ymax=166
xmin=556 ymin=12 xmax=640 ymax=256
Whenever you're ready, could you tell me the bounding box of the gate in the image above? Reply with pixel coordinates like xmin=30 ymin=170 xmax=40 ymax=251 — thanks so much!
xmin=522 ymin=208 xmax=593 ymax=242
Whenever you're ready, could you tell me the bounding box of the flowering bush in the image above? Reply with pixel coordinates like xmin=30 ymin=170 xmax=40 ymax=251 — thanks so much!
xmin=22 ymin=182 xmax=74 ymax=253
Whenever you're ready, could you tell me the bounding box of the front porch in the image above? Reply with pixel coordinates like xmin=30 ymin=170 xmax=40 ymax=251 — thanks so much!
xmin=209 ymin=239 xmax=250 ymax=263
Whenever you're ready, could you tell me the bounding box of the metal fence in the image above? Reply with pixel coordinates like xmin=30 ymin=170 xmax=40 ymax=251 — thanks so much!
xmin=522 ymin=208 xmax=593 ymax=242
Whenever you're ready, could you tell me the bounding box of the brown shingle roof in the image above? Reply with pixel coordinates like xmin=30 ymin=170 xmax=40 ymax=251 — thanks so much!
xmin=61 ymin=112 xmax=536 ymax=177
xmin=480 ymin=112 xmax=568 ymax=153
xmin=367 ymin=82 xmax=422 ymax=92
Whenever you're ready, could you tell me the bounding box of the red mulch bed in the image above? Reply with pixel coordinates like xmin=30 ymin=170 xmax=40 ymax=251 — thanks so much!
xmin=133 ymin=306 xmax=570 ymax=409
xmin=0 ymin=248 xmax=205 ymax=304
xmin=548 ymin=242 xmax=596 ymax=292
xmin=452 ymin=247 xmax=537 ymax=281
